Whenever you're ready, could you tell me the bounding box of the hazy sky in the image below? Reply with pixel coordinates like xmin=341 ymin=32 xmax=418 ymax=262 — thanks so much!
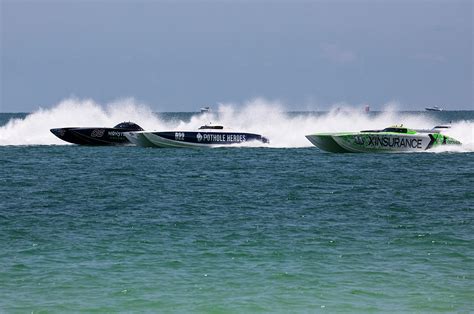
xmin=1 ymin=0 xmax=473 ymax=112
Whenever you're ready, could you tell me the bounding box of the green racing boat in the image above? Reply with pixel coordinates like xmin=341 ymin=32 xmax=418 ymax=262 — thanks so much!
xmin=305 ymin=125 xmax=461 ymax=153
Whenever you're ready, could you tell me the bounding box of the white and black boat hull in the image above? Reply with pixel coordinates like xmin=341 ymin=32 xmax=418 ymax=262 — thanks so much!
xmin=129 ymin=131 xmax=269 ymax=148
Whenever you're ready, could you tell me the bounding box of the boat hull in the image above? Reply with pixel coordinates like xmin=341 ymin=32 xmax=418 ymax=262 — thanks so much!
xmin=305 ymin=133 xmax=352 ymax=153
xmin=124 ymin=131 xmax=156 ymax=147
xmin=133 ymin=131 xmax=268 ymax=148
xmin=51 ymin=127 xmax=136 ymax=145
xmin=306 ymin=132 xmax=460 ymax=153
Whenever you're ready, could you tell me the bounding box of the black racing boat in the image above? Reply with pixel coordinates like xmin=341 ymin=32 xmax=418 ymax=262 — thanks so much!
xmin=50 ymin=122 xmax=143 ymax=145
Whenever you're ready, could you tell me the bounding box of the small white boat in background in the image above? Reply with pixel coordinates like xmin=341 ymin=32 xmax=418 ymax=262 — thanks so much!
xmin=200 ymin=106 xmax=211 ymax=113
xmin=425 ymin=106 xmax=443 ymax=111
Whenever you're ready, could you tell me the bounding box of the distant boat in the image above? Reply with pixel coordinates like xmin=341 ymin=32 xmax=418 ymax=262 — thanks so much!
xmin=200 ymin=106 xmax=211 ymax=113
xmin=425 ymin=106 xmax=443 ymax=111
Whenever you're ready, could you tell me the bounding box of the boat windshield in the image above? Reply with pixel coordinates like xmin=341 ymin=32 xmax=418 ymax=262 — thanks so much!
xmin=382 ymin=127 xmax=408 ymax=133
xmin=199 ymin=125 xmax=224 ymax=130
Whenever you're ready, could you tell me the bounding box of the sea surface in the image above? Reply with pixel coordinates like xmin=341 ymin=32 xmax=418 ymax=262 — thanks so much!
xmin=1 ymin=110 xmax=473 ymax=312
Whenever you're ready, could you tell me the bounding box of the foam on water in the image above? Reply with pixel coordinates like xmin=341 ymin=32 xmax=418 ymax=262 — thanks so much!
xmin=428 ymin=120 xmax=474 ymax=153
xmin=0 ymin=98 xmax=473 ymax=151
xmin=0 ymin=98 xmax=163 ymax=145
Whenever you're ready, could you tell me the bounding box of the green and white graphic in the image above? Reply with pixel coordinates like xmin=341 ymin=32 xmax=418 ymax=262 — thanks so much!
xmin=306 ymin=126 xmax=461 ymax=153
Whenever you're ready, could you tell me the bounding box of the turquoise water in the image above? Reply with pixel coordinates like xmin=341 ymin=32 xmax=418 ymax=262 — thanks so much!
xmin=1 ymin=111 xmax=473 ymax=312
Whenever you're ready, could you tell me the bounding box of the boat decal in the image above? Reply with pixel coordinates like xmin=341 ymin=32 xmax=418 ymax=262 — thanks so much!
xmin=108 ymin=131 xmax=123 ymax=137
xmin=426 ymin=134 xmax=436 ymax=150
xmin=354 ymin=135 xmax=365 ymax=145
xmin=348 ymin=134 xmax=423 ymax=149
xmin=91 ymin=129 xmax=105 ymax=137
xmin=367 ymin=136 xmax=422 ymax=148
xmin=175 ymin=132 xmax=185 ymax=141
xmin=148 ymin=131 xmax=262 ymax=146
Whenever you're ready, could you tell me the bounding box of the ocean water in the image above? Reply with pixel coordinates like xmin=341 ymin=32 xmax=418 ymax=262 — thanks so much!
xmin=1 ymin=102 xmax=473 ymax=312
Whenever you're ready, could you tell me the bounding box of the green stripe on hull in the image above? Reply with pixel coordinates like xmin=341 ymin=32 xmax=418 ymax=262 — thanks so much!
xmin=429 ymin=133 xmax=462 ymax=147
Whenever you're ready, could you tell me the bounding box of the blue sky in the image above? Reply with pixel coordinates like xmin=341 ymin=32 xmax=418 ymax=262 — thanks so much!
xmin=1 ymin=0 xmax=472 ymax=112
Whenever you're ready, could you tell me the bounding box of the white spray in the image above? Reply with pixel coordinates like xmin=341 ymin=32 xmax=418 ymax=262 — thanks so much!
xmin=0 ymin=97 xmax=472 ymax=152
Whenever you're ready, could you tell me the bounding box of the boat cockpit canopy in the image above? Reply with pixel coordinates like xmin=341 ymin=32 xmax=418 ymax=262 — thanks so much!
xmin=114 ymin=122 xmax=143 ymax=131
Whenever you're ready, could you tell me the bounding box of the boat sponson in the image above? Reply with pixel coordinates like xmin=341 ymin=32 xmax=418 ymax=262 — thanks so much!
xmin=305 ymin=134 xmax=351 ymax=153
